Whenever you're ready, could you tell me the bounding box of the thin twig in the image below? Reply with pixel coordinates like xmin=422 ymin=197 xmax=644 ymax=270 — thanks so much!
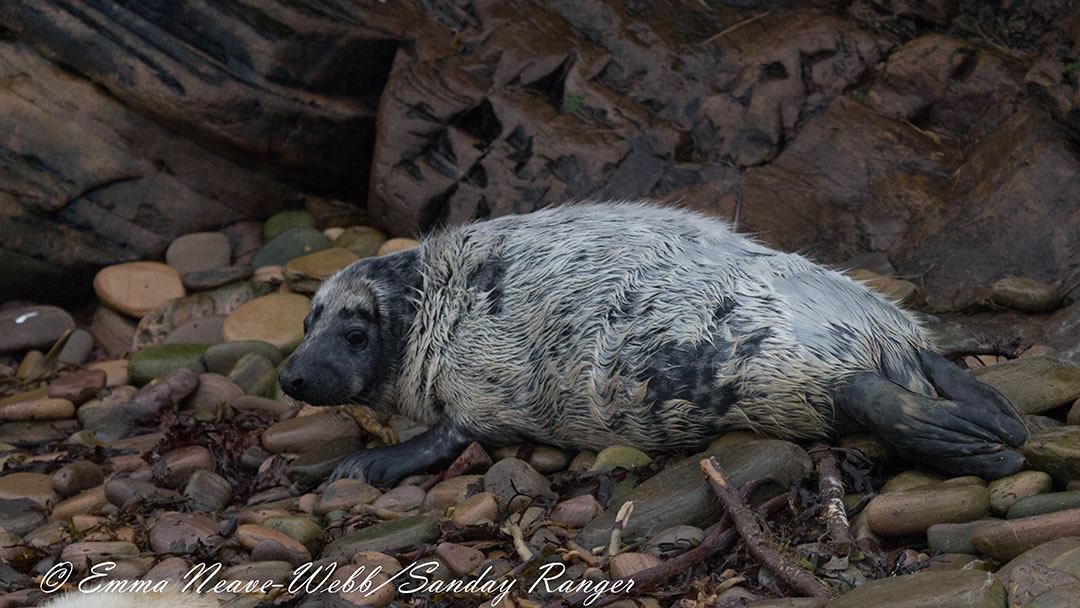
xmin=701 ymin=11 xmax=771 ymax=45
xmin=608 ymin=501 xmax=634 ymax=557
xmin=808 ymin=443 xmax=856 ymax=554
xmin=701 ymin=457 xmax=834 ymax=599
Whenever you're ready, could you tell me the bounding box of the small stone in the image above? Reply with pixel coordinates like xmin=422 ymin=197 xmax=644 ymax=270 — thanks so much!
xmin=51 ymin=461 xmax=104 ymax=498
xmin=50 ymin=485 xmax=109 ymax=520
xmin=826 ymin=569 xmax=1004 ymax=608
xmin=334 ymin=226 xmax=388 ymax=258
xmin=989 ymin=471 xmax=1052 ymax=515
xmin=184 ymin=470 xmax=232 ymax=512
xmin=223 ymin=223 xmax=263 ymax=265
xmin=1008 ymin=492 xmax=1080 ymax=519
xmin=181 ymin=265 xmax=254 ymax=291
xmin=91 ymin=306 xmax=137 ymax=358
xmin=0 ymin=305 xmax=75 ymax=353
xmin=323 ymin=227 xmax=345 ymax=240
xmin=0 ymin=472 xmax=58 ymax=507
xmin=991 ymin=276 xmax=1061 ymax=313
xmin=222 ymin=292 xmax=311 ymax=352
xmin=484 ymin=458 xmax=557 ymax=512
xmin=227 ymin=353 xmax=277 ymax=395
xmin=149 ymin=511 xmax=221 ymax=553
xmin=972 ymin=509 xmax=1080 ymax=560
xmin=971 ymin=356 xmax=1080 ymax=415
xmin=284 ymin=437 xmax=365 ymax=485
xmin=644 ymin=525 xmax=705 ymax=558
xmin=48 ymin=369 xmax=106 ymax=404
xmin=57 ymin=329 xmax=95 ymax=365
xmin=0 ymin=498 xmax=46 ymax=535
xmin=221 ymin=561 xmax=294 ymax=586
xmin=837 ymin=434 xmax=892 ymax=462
xmin=373 ymin=486 xmax=426 ymax=513
xmin=424 ymin=475 xmax=484 ymax=514
xmin=262 ymin=410 xmax=362 ymax=453
xmin=60 ymin=541 xmax=139 ymax=571
xmin=377 ymin=238 xmax=420 ymax=256
xmin=164 ymin=315 xmax=226 ymax=344
xmin=568 ymin=450 xmax=597 ymax=473
xmin=1 ymin=398 xmax=75 ymax=421
xmin=204 ymin=340 xmax=282 ymax=375
xmin=1026 ymin=584 xmax=1080 ymax=608
xmin=182 ymin=373 xmax=243 ymax=414
xmin=104 ymin=478 xmax=177 ymax=509
xmin=133 ymin=446 xmax=215 ymax=489
xmin=94 ymin=262 xmax=186 ymax=318
xmin=232 ymin=395 xmax=295 ymax=420
xmin=1068 ymin=398 xmax=1080 ymax=426
xmin=235 ymin=523 xmax=311 ymax=565
xmin=264 ymin=210 xmax=315 ymax=241
xmin=866 ymin=486 xmax=989 ymax=536
xmin=283 ymin=248 xmax=359 ymax=294
xmin=609 ymin=552 xmax=661 ymax=579
xmin=0 ymin=419 xmax=79 ymax=446
xmin=17 ymin=350 xmax=43 ymax=381
xmin=881 ymin=470 xmax=946 ymax=494
xmin=997 ymin=537 xmax=1080 ymax=581
xmin=142 ymin=557 xmax=195 ymax=586
xmin=127 ymin=343 xmax=208 ymax=384
xmin=1028 ymin=414 xmax=1065 ymax=434
xmin=253 ymin=265 xmax=285 ymax=284
xmin=166 ymin=232 xmax=232 ymax=275
xmin=317 ymin=479 xmax=382 ymax=514
xmin=927 ymin=520 xmax=997 ymax=555
xmin=549 ymin=495 xmax=603 ymax=528
xmin=86 ymin=360 xmax=129 ymax=387
xmin=847 ymin=268 xmax=921 ymax=305
xmin=252 ymin=227 xmax=331 ymax=269
xmin=323 ymin=515 xmax=440 ymax=559
xmin=590 ymin=446 xmax=653 ymax=472
xmin=436 ymin=542 xmax=485 ymax=576
xmin=1025 ymin=428 xmax=1080 ymax=484
xmin=261 ymin=515 xmax=325 ymax=554
xmin=451 ymin=491 xmax=499 ymax=527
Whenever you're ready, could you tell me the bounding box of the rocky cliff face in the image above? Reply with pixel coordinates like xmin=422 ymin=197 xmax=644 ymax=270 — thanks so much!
xmin=1 ymin=0 xmax=1078 ymax=308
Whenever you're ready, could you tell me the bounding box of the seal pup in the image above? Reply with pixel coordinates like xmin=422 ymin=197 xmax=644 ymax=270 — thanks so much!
xmin=278 ymin=201 xmax=1027 ymax=486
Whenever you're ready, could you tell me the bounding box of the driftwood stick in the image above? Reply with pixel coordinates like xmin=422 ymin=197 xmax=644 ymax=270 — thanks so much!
xmin=540 ymin=491 xmax=792 ymax=608
xmin=701 ymin=457 xmax=834 ymax=599
xmin=808 ymin=443 xmax=856 ymax=554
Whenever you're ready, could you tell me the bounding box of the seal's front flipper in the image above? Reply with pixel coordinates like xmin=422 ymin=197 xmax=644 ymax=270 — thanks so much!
xmin=329 ymin=418 xmax=473 ymax=487
xmin=835 ymin=370 xmax=1026 ymax=479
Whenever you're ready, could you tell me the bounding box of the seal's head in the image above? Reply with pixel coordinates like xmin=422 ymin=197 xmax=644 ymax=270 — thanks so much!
xmin=278 ymin=249 xmax=420 ymax=406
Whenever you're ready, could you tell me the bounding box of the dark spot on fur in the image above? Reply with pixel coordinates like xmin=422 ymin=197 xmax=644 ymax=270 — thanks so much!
xmin=467 ymin=258 xmax=506 ymax=315
xmin=713 ymin=296 xmax=736 ymax=322
xmin=735 ymin=328 xmax=770 ymax=358
xmin=639 ymin=331 xmax=739 ymax=414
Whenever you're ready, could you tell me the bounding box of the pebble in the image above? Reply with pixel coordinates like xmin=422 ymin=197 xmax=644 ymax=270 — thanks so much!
xmin=149 ymin=512 xmax=221 ymax=553
xmin=181 ymin=265 xmax=253 ymax=291
xmin=231 ymin=395 xmax=295 ymax=420
xmin=334 ymin=226 xmax=388 ymax=258
xmin=235 ymin=524 xmax=311 ymax=565
xmin=826 ymin=569 xmax=1004 ymax=608
xmin=204 ymin=340 xmax=282 ymax=375
xmin=0 ymin=472 xmax=58 ymax=508
xmin=549 ymin=494 xmax=603 ymax=527
xmin=283 ymin=247 xmax=359 ymax=294
xmin=127 ymin=343 xmax=208 ymax=384
xmin=57 ymin=329 xmax=94 ymax=365
xmin=50 ymin=485 xmax=109 ymax=520
xmin=261 ymin=515 xmax=325 ymax=554
xmin=1027 ymin=414 xmax=1065 ymax=433
xmin=0 ymin=419 xmax=80 ymax=447
xmin=484 ymin=458 xmax=558 ymax=512
xmin=166 ymin=232 xmax=231 ymax=275
xmin=589 ymin=445 xmax=653 ymax=472
xmin=0 ymin=305 xmax=75 ymax=353
xmin=436 ymin=542 xmax=485 ymax=576
xmin=333 ymin=567 xmax=394 ymax=608
xmin=881 ymin=470 xmax=947 ymax=494
xmin=644 ymin=525 xmax=706 ymax=558
xmin=1008 ymin=492 xmax=1080 ymax=519
xmin=17 ymin=351 xmax=43 ymax=381
xmin=94 ymin=262 xmax=186 ymax=317
xmin=1026 ymin=584 xmax=1080 ymax=608
xmin=25 ymin=520 xmax=70 ymax=549
xmin=264 ymin=210 xmax=315 ymax=241
xmin=317 ymin=479 xmax=382 ymax=514
xmin=373 ymin=485 xmax=426 ymax=512
xmin=60 ymin=541 xmax=140 ymax=571
xmin=424 ymin=475 xmax=485 ymax=514
xmin=991 ymin=276 xmax=1061 ymax=313
xmin=1068 ymin=398 xmax=1080 ymax=426
xmin=261 ymin=410 xmax=362 ymax=453
xmin=184 ymin=470 xmax=232 ymax=512
xmin=323 ymin=515 xmax=440 ymax=559
xmin=133 ymin=446 xmax=215 ymax=489
xmin=323 ymin=227 xmax=345 ymax=240
xmin=578 ymin=440 xmax=811 ymax=549
xmin=182 ymin=373 xmax=243 ymax=414
xmin=91 ymin=305 xmax=137 ymax=358
xmin=142 ymin=557 xmax=195 ymax=586
xmin=222 ymin=292 xmax=311 ymax=352
xmin=48 ymin=369 xmax=106 ymax=404
xmin=569 ymin=450 xmax=597 ymax=473
xmin=284 ymin=437 xmax=365 ymax=485
xmin=164 ymin=315 xmax=226 ymax=344
xmin=227 ymin=352 xmax=277 ymax=395
xmin=1025 ymin=428 xmax=1080 ymax=484
xmin=972 ymin=508 xmax=1080 ymax=560
xmin=610 ymin=552 xmax=662 ymax=579
xmin=104 ymin=478 xmax=177 ymax=509
xmin=927 ymin=520 xmax=997 ymax=555
xmin=0 ymin=498 xmax=47 ymax=535
xmin=0 ymin=398 xmax=75 ymax=421
xmin=989 ymin=471 xmax=1052 ymax=515
xmin=837 ymin=434 xmax=892 ymax=462
xmin=866 ymin=486 xmax=989 ymax=536
xmin=847 ymin=269 xmax=921 ymax=305
xmin=451 ymin=491 xmax=499 ymax=527
xmin=377 ymin=237 xmax=420 ymax=256
xmin=251 ymin=227 xmax=331 ymax=269
xmin=51 ymin=461 xmax=104 ymax=498
xmin=971 ymin=355 xmax=1080 ymax=414
xmin=1004 ymin=563 xmax=1080 ymax=607
xmin=220 ymin=561 xmax=294 ymax=587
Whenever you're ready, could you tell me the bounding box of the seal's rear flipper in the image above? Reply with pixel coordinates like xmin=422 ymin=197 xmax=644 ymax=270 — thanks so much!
xmin=835 ymin=357 xmax=1027 ymax=479
xmin=329 ymin=418 xmax=473 ymax=487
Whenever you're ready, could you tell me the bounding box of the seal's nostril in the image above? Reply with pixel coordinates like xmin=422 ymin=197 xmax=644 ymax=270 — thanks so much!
xmin=290 ymin=377 xmax=304 ymax=390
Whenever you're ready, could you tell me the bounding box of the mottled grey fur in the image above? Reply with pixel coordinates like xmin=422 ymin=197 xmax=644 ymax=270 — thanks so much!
xmin=281 ymin=201 xmax=1025 ymax=483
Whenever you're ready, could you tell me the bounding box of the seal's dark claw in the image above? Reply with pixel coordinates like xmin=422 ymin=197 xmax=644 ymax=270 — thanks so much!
xmin=328 ymin=418 xmax=473 ymax=488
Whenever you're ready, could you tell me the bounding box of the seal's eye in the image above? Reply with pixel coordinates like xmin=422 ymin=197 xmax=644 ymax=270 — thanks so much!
xmin=345 ymin=329 xmax=368 ymax=349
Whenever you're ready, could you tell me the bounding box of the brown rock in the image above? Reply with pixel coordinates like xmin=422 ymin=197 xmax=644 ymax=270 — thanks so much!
xmin=377 ymin=238 xmax=421 ymax=256
xmin=549 ymin=495 xmax=603 ymax=527
xmin=423 ymin=475 xmax=484 ymax=514
xmin=0 ymin=398 xmax=75 ymax=421
xmin=166 ymin=232 xmax=232 ymax=275
xmin=865 ymin=486 xmax=990 ymax=536
xmin=91 ymin=306 xmax=137 ymax=359
xmin=51 ymin=461 xmax=105 ymax=498
xmin=235 ymin=524 xmax=311 ymax=565
xmin=451 ymin=491 xmax=499 ymax=528
xmin=609 ymin=552 xmax=661 ymax=579
xmin=435 ymin=542 xmax=485 ymax=576
xmin=317 ymin=479 xmax=382 ymax=515
xmin=972 ymin=509 xmax=1080 ymax=561
xmin=222 ymin=292 xmax=311 ymax=352
xmin=0 ymin=472 xmax=58 ymax=507
xmin=47 ymin=369 xmax=107 ymax=404
xmin=94 ymin=262 xmax=186 ymax=318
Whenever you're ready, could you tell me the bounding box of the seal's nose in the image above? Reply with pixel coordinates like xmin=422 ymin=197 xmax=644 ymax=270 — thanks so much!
xmin=278 ymin=367 xmax=305 ymax=395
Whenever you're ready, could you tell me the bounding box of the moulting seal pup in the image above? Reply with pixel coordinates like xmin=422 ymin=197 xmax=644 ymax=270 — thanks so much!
xmin=278 ymin=201 xmax=1027 ymax=486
